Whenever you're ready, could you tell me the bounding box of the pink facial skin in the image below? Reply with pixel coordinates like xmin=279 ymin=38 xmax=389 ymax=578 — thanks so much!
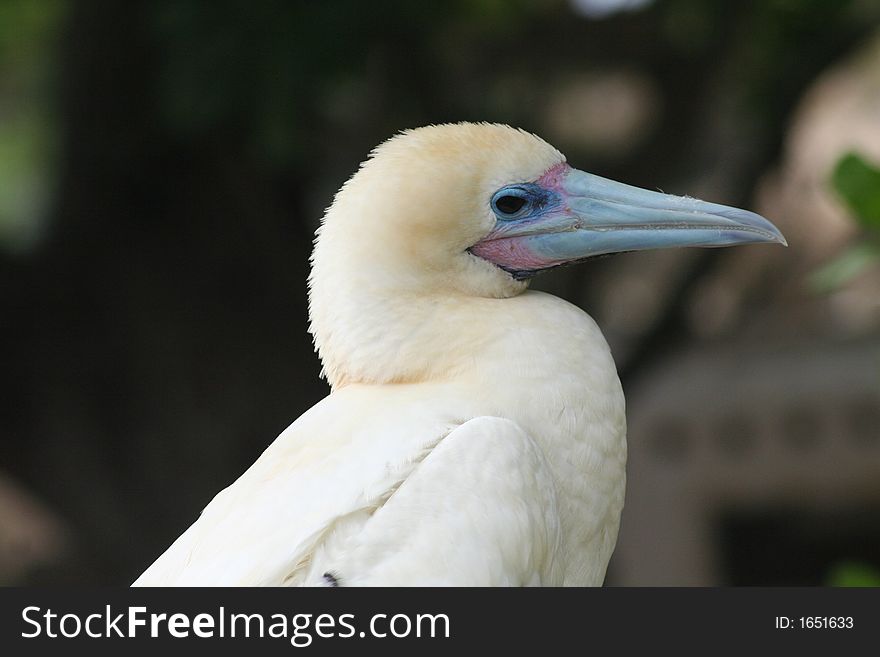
xmin=469 ymin=236 xmax=552 ymax=271
xmin=469 ymin=162 xmax=572 ymax=275
xmin=536 ymin=162 xmax=571 ymax=193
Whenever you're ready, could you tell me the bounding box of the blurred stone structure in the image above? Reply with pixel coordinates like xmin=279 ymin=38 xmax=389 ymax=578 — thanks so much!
xmin=610 ymin=35 xmax=880 ymax=585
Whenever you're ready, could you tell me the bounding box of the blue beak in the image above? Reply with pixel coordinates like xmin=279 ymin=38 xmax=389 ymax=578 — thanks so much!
xmin=471 ymin=166 xmax=787 ymax=278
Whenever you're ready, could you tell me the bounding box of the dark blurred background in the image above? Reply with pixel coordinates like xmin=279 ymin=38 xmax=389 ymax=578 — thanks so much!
xmin=2 ymin=0 xmax=879 ymax=586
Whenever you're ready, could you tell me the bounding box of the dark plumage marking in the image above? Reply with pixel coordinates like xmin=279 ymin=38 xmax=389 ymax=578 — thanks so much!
xmin=323 ymin=571 xmax=340 ymax=587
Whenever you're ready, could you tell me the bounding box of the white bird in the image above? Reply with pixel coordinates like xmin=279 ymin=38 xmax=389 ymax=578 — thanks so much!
xmin=134 ymin=123 xmax=785 ymax=586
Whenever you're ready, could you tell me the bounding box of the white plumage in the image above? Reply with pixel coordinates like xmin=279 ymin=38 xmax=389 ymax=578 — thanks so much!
xmin=134 ymin=123 xmax=783 ymax=586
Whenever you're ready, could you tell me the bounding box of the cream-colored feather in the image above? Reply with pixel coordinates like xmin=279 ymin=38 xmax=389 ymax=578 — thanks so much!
xmin=134 ymin=124 xmax=626 ymax=587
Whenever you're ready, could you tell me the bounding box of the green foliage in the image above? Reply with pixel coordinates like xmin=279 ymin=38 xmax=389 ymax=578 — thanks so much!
xmin=826 ymin=560 xmax=880 ymax=587
xmin=0 ymin=0 xmax=65 ymax=252
xmin=831 ymin=152 xmax=880 ymax=230
xmin=810 ymin=242 xmax=880 ymax=293
xmin=810 ymin=152 xmax=880 ymax=293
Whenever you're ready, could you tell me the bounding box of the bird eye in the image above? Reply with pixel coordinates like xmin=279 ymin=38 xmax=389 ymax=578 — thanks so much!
xmin=495 ymin=195 xmax=527 ymax=214
xmin=492 ymin=190 xmax=530 ymax=217
xmin=490 ymin=185 xmax=544 ymax=220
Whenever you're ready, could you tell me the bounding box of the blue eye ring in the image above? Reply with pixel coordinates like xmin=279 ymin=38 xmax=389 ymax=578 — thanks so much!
xmin=491 ymin=186 xmax=532 ymax=219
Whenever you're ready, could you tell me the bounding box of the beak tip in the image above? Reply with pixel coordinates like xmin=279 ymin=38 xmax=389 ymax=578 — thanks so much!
xmin=766 ymin=223 xmax=788 ymax=247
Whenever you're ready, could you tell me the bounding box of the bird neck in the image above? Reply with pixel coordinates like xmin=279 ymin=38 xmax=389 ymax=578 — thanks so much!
xmin=307 ymin=205 xmax=525 ymax=389
xmin=308 ymin=281 xmax=500 ymax=389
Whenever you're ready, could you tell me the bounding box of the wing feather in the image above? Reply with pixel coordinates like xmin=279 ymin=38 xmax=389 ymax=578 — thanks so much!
xmin=133 ymin=387 xmax=560 ymax=586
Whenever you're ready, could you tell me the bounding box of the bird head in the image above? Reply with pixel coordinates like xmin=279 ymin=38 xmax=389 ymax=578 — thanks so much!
xmin=308 ymin=123 xmax=785 ymax=386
